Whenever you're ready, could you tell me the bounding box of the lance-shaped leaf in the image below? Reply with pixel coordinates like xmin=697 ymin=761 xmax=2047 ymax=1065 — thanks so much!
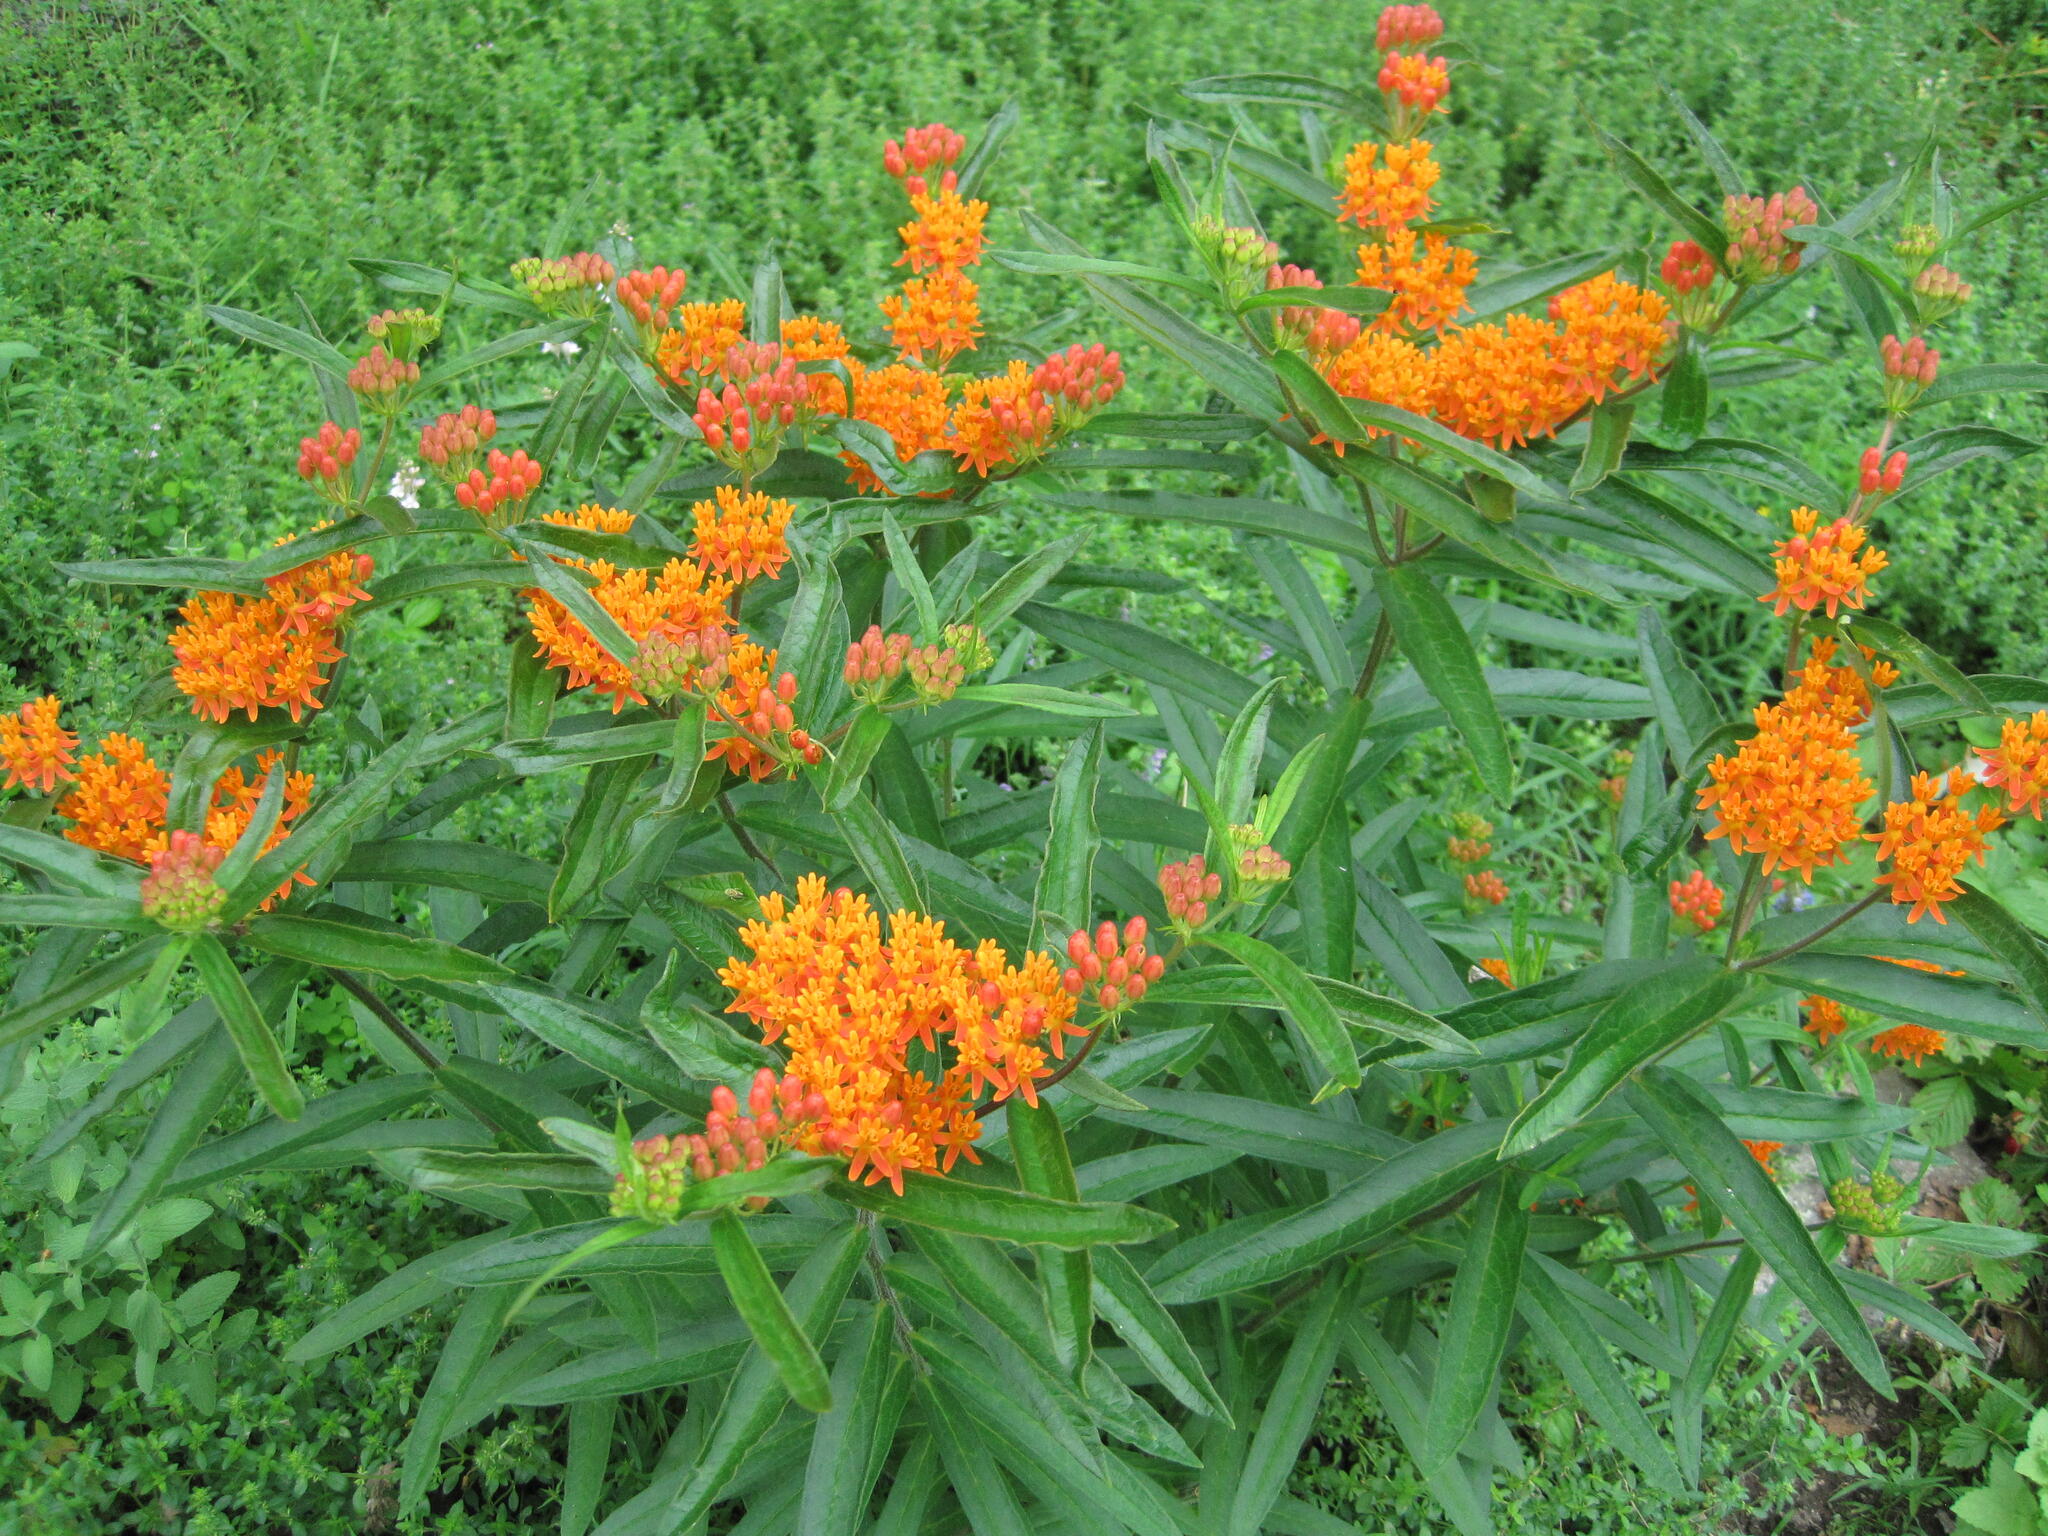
xmin=1756 ymin=949 xmax=2047 ymax=1047
xmin=165 ymin=1074 xmax=433 ymax=1195
xmin=1636 ymin=605 xmax=1720 ymax=767
xmin=710 ymin=1209 xmax=833 ymax=1413
xmin=1373 ymin=563 xmax=1513 ymax=801
xmin=828 ymin=1173 xmax=1173 ymax=1249
xmin=971 ymin=529 xmax=1092 ymax=631
xmin=1033 ymin=726 xmax=1101 ymax=952
xmin=228 ymin=726 xmax=426 ymax=917
xmin=479 ymin=981 xmax=697 ymax=1113
xmin=1009 ymin=1098 xmax=1093 ymax=1377
xmin=1627 ymin=1068 xmax=1892 ymax=1395
xmin=796 ymin=1302 xmax=897 ymax=1536
xmin=1499 ymin=959 xmax=1750 ymax=1157
xmin=0 ymin=825 xmax=142 ymax=900
xmin=1590 ymin=125 xmax=1728 ymax=269
xmin=1151 ymin=1119 xmax=1501 ymax=1302
xmin=1092 ymin=1245 xmax=1233 ymax=1423
xmin=1424 ymin=1172 xmax=1529 ymax=1470
xmin=1948 ymin=886 xmax=2048 ymax=1028
xmin=0 ymin=938 xmax=169 ymax=1052
xmin=1198 ymin=931 xmax=1360 ymax=1098
xmin=820 ymin=708 xmax=890 ymax=812
xmin=830 ymin=791 xmax=924 ymax=915
xmin=190 ymin=934 xmax=303 ymax=1121
xmin=550 ymin=752 xmax=651 ymax=918
xmin=245 ymin=914 xmax=513 ymax=982
xmin=1228 ymin=1277 xmax=1346 ymax=1536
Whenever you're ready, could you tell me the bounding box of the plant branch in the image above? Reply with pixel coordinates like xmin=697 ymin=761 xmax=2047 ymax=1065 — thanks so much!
xmin=325 ymin=966 xmax=444 ymax=1071
xmin=718 ymin=793 xmax=784 ymax=884
xmin=1735 ymin=889 xmax=1885 ymax=973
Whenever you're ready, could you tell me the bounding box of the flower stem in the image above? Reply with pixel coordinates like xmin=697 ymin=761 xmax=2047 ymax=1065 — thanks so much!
xmin=1734 ymin=889 xmax=1885 ymax=973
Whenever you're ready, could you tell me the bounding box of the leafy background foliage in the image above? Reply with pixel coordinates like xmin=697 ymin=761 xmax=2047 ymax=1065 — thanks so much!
xmin=4 ymin=2 xmax=2048 ymax=1534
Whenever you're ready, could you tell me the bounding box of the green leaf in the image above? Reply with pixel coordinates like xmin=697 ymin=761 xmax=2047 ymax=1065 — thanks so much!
xmin=491 ymin=720 xmax=674 ymax=776
xmin=1237 ymin=285 xmax=1392 ymax=319
xmin=549 ymin=752 xmax=651 ymax=919
xmin=1627 ymin=1068 xmax=1892 ymax=1396
xmin=413 ymin=1152 xmax=615 ymax=1195
xmin=1917 ymin=363 xmax=2048 ymax=408
xmin=1845 ymin=615 xmax=1992 ymax=715
xmin=1658 ymin=335 xmax=1710 ymax=440
xmin=0 ymin=938 xmax=170 ymax=1053
xmin=1502 ymin=961 xmax=1749 ymax=1158
xmin=1229 ymin=1278 xmax=1347 ymax=1536
xmin=1009 ymin=1098 xmax=1093 ymax=1376
xmin=1571 ymin=399 xmax=1636 ymax=493
xmin=1756 ymin=950 xmax=2047 ymax=1047
xmin=1665 ymin=86 xmax=1746 ymax=197
xmin=0 ymin=892 xmax=149 ymax=929
xmin=948 ymin=682 xmax=1134 ymax=719
xmin=1373 ymin=563 xmax=1514 ymax=800
xmin=1425 ymin=1173 xmax=1529 ymax=1469
xmin=830 ymin=792 xmax=923 ymax=916
xmin=479 ymin=982 xmax=696 ymax=1113
xmin=796 ymin=1303 xmax=896 ymax=1536
xmin=1092 ymin=1245 xmax=1233 ymax=1424
xmin=917 ymin=1376 xmax=1035 ymax=1536
xmin=245 ymin=914 xmax=513 ymax=983
xmin=0 ymin=825 xmax=143 ymax=900
xmin=1671 ymin=1249 xmax=1761 ymax=1483
xmin=985 ymin=247 xmax=1209 ymax=295
xmin=190 ymin=934 xmax=303 ymax=1121
xmin=1890 ymin=425 xmax=2041 ymax=494
xmin=828 ymin=1173 xmax=1173 ymax=1250
xmin=1517 ymin=1256 xmax=1685 ymax=1491
xmin=710 ymin=1209 xmax=833 ymax=1413
xmin=955 ymin=97 xmax=1020 ymax=199
xmin=1179 ymin=70 xmax=1379 ymax=116
xmin=286 ymin=1225 xmax=518 ymax=1364
xmin=1590 ymin=125 xmax=1728 ymax=270
xmin=1461 ymin=248 xmax=1627 ymax=325
xmin=507 ymin=529 xmax=638 ymax=667
xmin=1197 ymin=931 xmax=1360 ymax=1098
xmin=970 ymin=529 xmax=1092 ymax=632
xmin=1151 ymin=1119 xmax=1501 ymax=1302
xmin=230 ymin=727 xmax=427 ymax=918
xmin=1623 ymin=437 xmax=1843 ymax=514
xmin=1213 ymin=678 xmax=1283 ymax=829
xmin=416 ymin=318 xmax=591 ymax=391
xmin=1050 ymin=489 xmax=1379 ymax=566
xmin=1034 ymin=726 xmax=1102 ymax=953
xmin=204 ymin=304 xmax=352 ymax=376
xmin=1950 ymin=886 xmax=2048 ymax=1029
xmin=399 ymin=1280 xmax=519 ymax=1510
xmin=820 ymin=708 xmax=891 ymax=813
xmin=165 ymin=1074 xmax=432 ymax=1195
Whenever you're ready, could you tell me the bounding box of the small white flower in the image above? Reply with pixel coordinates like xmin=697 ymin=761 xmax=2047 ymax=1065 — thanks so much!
xmin=542 ymin=339 xmax=582 ymax=360
xmin=388 ymin=461 xmax=426 ymax=511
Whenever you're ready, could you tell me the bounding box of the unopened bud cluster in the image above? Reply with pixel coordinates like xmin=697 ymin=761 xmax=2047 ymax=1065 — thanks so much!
xmin=1881 ymin=333 xmax=1940 ymax=412
xmin=1197 ymin=218 xmax=1281 ymax=300
xmin=365 ymin=307 xmax=440 ymax=362
xmin=844 ymin=625 xmax=914 ymax=700
xmin=419 ymin=405 xmax=498 ymax=480
xmin=455 ymin=448 xmax=544 ymax=526
xmin=141 ymin=830 xmax=228 ymax=932
xmin=610 ymin=1068 xmax=825 ymax=1222
xmin=1720 ymin=187 xmax=1817 ymax=284
xmin=619 ymin=266 xmax=688 ymax=344
xmin=735 ymin=670 xmax=823 ymax=768
xmin=1160 ymin=854 xmax=1224 ymax=929
xmin=296 ymin=421 xmax=361 ymax=501
xmin=1857 ymin=446 xmax=1907 ymax=499
xmin=1668 ymin=869 xmax=1724 ymax=932
xmin=632 ymin=623 xmax=732 ymax=704
xmin=1446 ymin=835 xmax=1491 ymax=864
xmin=1033 ymin=344 xmax=1127 ymax=427
xmin=1911 ymin=263 xmax=1973 ymax=326
xmin=1061 ymin=916 xmax=1165 ymax=1013
xmin=884 ymin=122 xmax=965 ymax=198
xmin=1892 ymin=224 xmax=1940 ymax=267
xmin=693 ymin=342 xmax=803 ymax=474
xmin=906 ymin=641 xmax=965 ymax=703
xmin=1827 ymin=1171 xmax=1909 ymax=1236
xmin=1465 ymin=870 xmax=1509 ymax=907
xmin=513 ymin=251 xmax=616 ymax=317
xmin=1375 ymin=2 xmax=1443 ymax=49
xmin=1265 ymin=263 xmax=1329 ymax=345
xmin=1237 ymin=842 xmax=1292 ymax=885
xmin=943 ymin=623 xmax=994 ymax=672
xmin=348 ymin=344 xmax=419 ymax=415
xmin=1659 ymin=240 xmax=1719 ymax=328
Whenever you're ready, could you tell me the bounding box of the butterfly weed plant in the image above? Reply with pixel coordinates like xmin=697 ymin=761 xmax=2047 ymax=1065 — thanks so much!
xmin=6 ymin=7 xmax=2048 ymax=1531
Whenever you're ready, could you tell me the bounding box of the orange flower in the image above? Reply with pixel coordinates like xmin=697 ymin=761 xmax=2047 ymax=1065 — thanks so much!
xmin=1319 ymin=330 xmax=1436 ymax=439
xmin=1802 ymin=995 xmax=1846 ymax=1045
xmin=881 ymin=267 xmax=982 ymax=366
xmin=1478 ymin=956 xmax=1514 ymax=987
xmin=542 ymin=504 xmax=638 ymax=536
xmin=1760 ymin=506 xmax=1888 ymax=618
xmin=1427 ymin=314 xmax=1581 ymax=448
xmin=170 ymin=589 xmax=345 ymax=724
xmin=1355 ymin=227 xmax=1477 ymax=333
xmin=948 ymin=359 xmax=1051 ymax=476
xmin=1870 ymin=1024 xmax=1945 ymax=1066
xmin=896 ymin=189 xmax=988 ymax=272
xmin=1378 ymin=50 xmax=1450 ymax=115
xmin=689 ymin=485 xmax=793 ymax=583
xmin=1547 ymin=273 xmax=1671 ymax=402
xmin=1784 ymin=637 xmax=1894 ymax=726
xmin=1 ymin=696 xmax=79 ymax=794
xmin=718 ymin=875 xmax=1084 ymax=1192
xmin=1868 ymin=768 xmax=2002 ymax=924
xmin=1465 ymin=870 xmax=1508 ymax=905
xmin=526 ymin=557 xmax=733 ymax=712
xmin=1698 ymin=689 xmax=1872 ymax=881
xmin=655 ymin=299 xmax=748 ymax=384
xmin=265 ymin=544 xmax=374 ymax=636
xmin=843 ymin=362 xmax=951 ymax=493
xmin=1668 ymin=870 xmax=1724 ymax=932
xmin=706 ymin=642 xmax=819 ymax=781
xmin=781 ymin=315 xmax=850 ymax=362
xmin=1742 ymin=1139 xmax=1784 ymax=1175
xmin=1338 ymin=139 xmax=1441 ymax=230
xmin=1977 ymin=712 xmax=2048 ymax=820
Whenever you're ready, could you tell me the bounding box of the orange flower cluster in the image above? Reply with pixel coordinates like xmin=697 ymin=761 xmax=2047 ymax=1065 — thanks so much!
xmin=1976 ymin=712 xmax=2048 ymax=820
xmin=1742 ymin=1139 xmax=1784 ymax=1175
xmin=1698 ymin=652 xmax=1875 ymax=881
xmin=717 ymin=875 xmax=1087 ymax=1193
xmin=706 ymin=642 xmax=822 ymax=780
xmin=31 ymin=707 xmax=314 ymax=906
xmin=170 ymin=538 xmax=373 ymax=724
xmin=1669 ymin=870 xmax=1724 ymax=932
xmin=1760 ymin=506 xmax=1888 ymax=618
xmin=1465 ymin=870 xmax=1508 ymax=906
xmin=1870 ymin=1024 xmax=1945 ymax=1066
xmin=1477 ymin=957 xmax=1514 ymax=987
xmin=1869 ymin=769 xmax=2002 ymax=924
xmin=1340 ymin=139 xmax=1441 ymax=230
xmin=1 ymin=696 xmax=78 ymax=794
xmin=689 ymin=485 xmax=794 ymax=583
xmin=896 ymin=189 xmax=988 ymax=273
xmin=1802 ymin=995 xmax=1846 ymax=1045
xmin=880 ymin=267 xmax=982 ymax=367
xmin=654 ymin=300 xmax=748 ymax=383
